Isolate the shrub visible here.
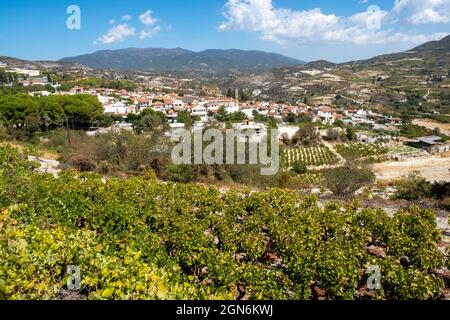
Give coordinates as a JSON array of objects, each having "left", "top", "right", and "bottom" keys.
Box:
[
  {"left": 324, "top": 128, "right": 340, "bottom": 141},
  {"left": 291, "top": 161, "right": 308, "bottom": 174},
  {"left": 440, "top": 198, "right": 450, "bottom": 211},
  {"left": 96, "top": 160, "right": 113, "bottom": 175},
  {"left": 163, "top": 164, "right": 198, "bottom": 183},
  {"left": 0, "top": 126, "right": 8, "bottom": 142},
  {"left": 69, "top": 156, "right": 97, "bottom": 172},
  {"left": 323, "top": 166, "right": 375, "bottom": 197},
  {"left": 393, "top": 174, "right": 450, "bottom": 201},
  {"left": 430, "top": 182, "right": 450, "bottom": 200},
  {"left": 292, "top": 123, "right": 319, "bottom": 146},
  {"left": 394, "top": 174, "right": 431, "bottom": 201}
]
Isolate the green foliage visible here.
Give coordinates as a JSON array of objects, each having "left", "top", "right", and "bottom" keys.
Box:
[
  {"left": 425, "top": 115, "right": 450, "bottom": 124},
  {"left": 291, "top": 123, "right": 320, "bottom": 146},
  {"left": 399, "top": 124, "right": 447, "bottom": 139},
  {"left": 215, "top": 106, "right": 247, "bottom": 123},
  {"left": 0, "top": 216, "right": 196, "bottom": 300},
  {"left": 0, "top": 146, "right": 447, "bottom": 300},
  {"left": 129, "top": 108, "right": 168, "bottom": 134},
  {"left": 0, "top": 94, "right": 103, "bottom": 131},
  {"left": 0, "top": 70, "right": 17, "bottom": 84},
  {"left": 238, "top": 89, "right": 252, "bottom": 102},
  {"left": 64, "top": 78, "right": 137, "bottom": 91},
  {"left": 393, "top": 173, "right": 450, "bottom": 201},
  {"left": 346, "top": 127, "right": 357, "bottom": 141},
  {"left": 176, "top": 110, "right": 193, "bottom": 128},
  {"left": 291, "top": 161, "right": 307, "bottom": 174},
  {"left": 323, "top": 166, "right": 375, "bottom": 197}
]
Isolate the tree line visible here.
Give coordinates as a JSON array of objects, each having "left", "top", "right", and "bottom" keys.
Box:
[{"left": 0, "top": 93, "right": 104, "bottom": 132}]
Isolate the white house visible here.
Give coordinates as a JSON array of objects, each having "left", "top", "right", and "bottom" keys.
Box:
[
  {"left": 225, "top": 104, "right": 239, "bottom": 114},
  {"left": 98, "top": 94, "right": 114, "bottom": 105},
  {"left": 191, "top": 105, "right": 208, "bottom": 122},
  {"left": 315, "top": 106, "right": 336, "bottom": 125},
  {"left": 240, "top": 108, "right": 255, "bottom": 119},
  {"left": 172, "top": 99, "right": 184, "bottom": 110},
  {"left": 104, "top": 102, "right": 128, "bottom": 116},
  {"left": 234, "top": 121, "right": 267, "bottom": 143}
]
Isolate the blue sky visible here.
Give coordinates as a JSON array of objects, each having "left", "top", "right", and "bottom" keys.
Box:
[{"left": 0, "top": 0, "right": 449, "bottom": 62}]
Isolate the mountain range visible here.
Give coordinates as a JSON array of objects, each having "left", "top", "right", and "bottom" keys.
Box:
[
  {"left": 58, "top": 34, "right": 450, "bottom": 74},
  {"left": 59, "top": 48, "right": 305, "bottom": 73},
  {"left": 1, "top": 34, "right": 449, "bottom": 86}
]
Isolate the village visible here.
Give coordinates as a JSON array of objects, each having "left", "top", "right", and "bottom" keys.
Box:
[{"left": 2, "top": 63, "right": 450, "bottom": 183}]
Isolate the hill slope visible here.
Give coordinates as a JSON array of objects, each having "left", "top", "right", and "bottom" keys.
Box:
[
  {"left": 353, "top": 34, "right": 450, "bottom": 65},
  {"left": 225, "top": 34, "right": 450, "bottom": 103}
]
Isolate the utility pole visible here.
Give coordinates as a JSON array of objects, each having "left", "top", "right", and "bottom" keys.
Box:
[
  {"left": 66, "top": 116, "right": 72, "bottom": 146},
  {"left": 44, "top": 116, "right": 49, "bottom": 132}
]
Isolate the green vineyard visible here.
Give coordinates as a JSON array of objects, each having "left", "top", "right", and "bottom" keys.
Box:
[
  {"left": 282, "top": 146, "right": 339, "bottom": 168},
  {"left": 0, "top": 146, "right": 448, "bottom": 300},
  {"left": 335, "top": 143, "right": 388, "bottom": 161}
]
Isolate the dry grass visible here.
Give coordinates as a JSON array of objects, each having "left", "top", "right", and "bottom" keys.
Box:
[
  {"left": 373, "top": 155, "right": 450, "bottom": 182},
  {"left": 412, "top": 119, "right": 450, "bottom": 136},
  {"left": 0, "top": 141, "right": 59, "bottom": 160}
]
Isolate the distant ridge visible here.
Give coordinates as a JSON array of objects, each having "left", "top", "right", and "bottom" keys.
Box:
[
  {"left": 303, "top": 60, "right": 337, "bottom": 69},
  {"left": 59, "top": 48, "right": 305, "bottom": 73},
  {"left": 412, "top": 34, "right": 450, "bottom": 53},
  {"left": 351, "top": 34, "right": 450, "bottom": 64}
]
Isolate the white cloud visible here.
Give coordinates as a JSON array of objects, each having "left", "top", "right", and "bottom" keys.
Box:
[
  {"left": 140, "top": 26, "right": 161, "bottom": 39},
  {"left": 393, "top": 0, "right": 450, "bottom": 24},
  {"left": 349, "top": 6, "right": 389, "bottom": 29},
  {"left": 219, "top": 0, "right": 448, "bottom": 46},
  {"left": 108, "top": 19, "right": 115, "bottom": 25},
  {"left": 95, "top": 24, "right": 136, "bottom": 44},
  {"left": 139, "top": 10, "right": 158, "bottom": 26},
  {"left": 218, "top": 0, "right": 339, "bottom": 42},
  {"left": 95, "top": 9, "right": 162, "bottom": 44},
  {"left": 122, "top": 14, "right": 132, "bottom": 21},
  {"left": 138, "top": 10, "right": 161, "bottom": 39}
]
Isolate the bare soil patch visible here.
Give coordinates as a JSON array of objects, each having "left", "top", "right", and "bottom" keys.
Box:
[{"left": 373, "top": 156, "right": 450, "bottom": 182}]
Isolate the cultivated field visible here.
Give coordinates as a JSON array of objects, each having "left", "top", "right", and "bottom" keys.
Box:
[
  {"left": 335, "top": 142, "right": 388, "bottom": 161},
  {"left": 282, "top": 145, "right": 339, "bottom": 168}
]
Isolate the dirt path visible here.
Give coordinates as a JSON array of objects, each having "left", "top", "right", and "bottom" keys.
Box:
[
  {"left": 373, "top": 155, "right": 450, "bottom": 182},
  {"left": 315, "top": 141, "right": 346, "bottom": 170},
  {"left": 29, "top": 156, "right": 61, "bottom": 176}
]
